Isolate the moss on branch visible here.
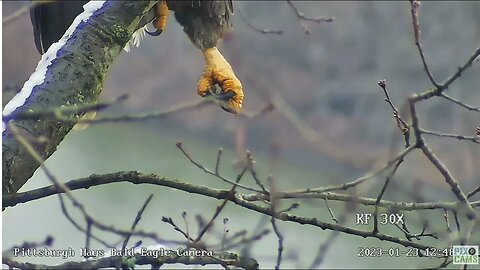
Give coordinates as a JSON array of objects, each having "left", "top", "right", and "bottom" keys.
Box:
[{"left": 2, "top": 1, "right": 157, "bottom": 194}]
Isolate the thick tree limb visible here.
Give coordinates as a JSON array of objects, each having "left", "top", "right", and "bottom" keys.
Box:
[
  {"left": 3, "top": 251, "right": 259, "bottom": 270},
  {"left": 2, "top": 171, "right": 436, "bottom": 250},
  {"left": 2, "top": 1, "right": 156, "bottom": 194}
]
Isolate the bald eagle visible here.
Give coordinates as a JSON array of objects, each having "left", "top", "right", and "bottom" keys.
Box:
[{"left": 30, "top": 0, "right": 244, "bottom": 114}]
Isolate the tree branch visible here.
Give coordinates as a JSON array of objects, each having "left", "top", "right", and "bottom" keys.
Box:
[
  {"left": 2, "top": 1, "right": 157, "bottom": 194},
  {"left": 2, "top": 251, "right": 259, "bottom": 270},
  {"left": 2, "top": 171, "right": 434, "bottom": 250}
]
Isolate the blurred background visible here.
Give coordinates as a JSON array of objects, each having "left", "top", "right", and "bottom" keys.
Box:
[{"left": 3, "top": 1, "right": 480, "bottom": 269}]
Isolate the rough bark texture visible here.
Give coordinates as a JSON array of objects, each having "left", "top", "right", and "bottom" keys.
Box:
[{"left": 2, "top": 1, "right": 157, "bottom": 195}]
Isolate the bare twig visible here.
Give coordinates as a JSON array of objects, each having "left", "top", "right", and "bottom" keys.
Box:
[
  {"left": 237, "top": 8, "right": 283, "bottom": 35},
  {"left": 5, "top": 236, "right": 54, "bottom": 256},
  {"left": 215, "top": 148, "right": 223, "bottom": 175},
  {"left": 237, "top": 102, "right": 275, "bottom": 119},
  {"left": 440, "top": 93, "right": 480, "bottom": 113},
  {"left": 3, "top": 94, "right": 128, "bottom": 123},
  {"left": 378, "top": 80, "right": 410, "bottom": 147},
  {"left": 2, "top": 252, "right": 259, "bottom": 270},
  {"left": 324, "top": 193, "right": 338, "bottom": 223},
  {"left": 57, "top": 193, "right": 113, "bottom": 249},
  {"left": 6, "top": 173, "right": 479, "bottom": 212},
  {"left": 467, "top": 186, "right": 480, "bottom": 199},
  {"left": 162, "top": 216, "right": 195, "bottom": 242},
  {"left": 220, "top": 229, "right": 270, "bottom": 251},
  {"left": 309, "top": 215, "right": 346, "bottom": 268},
  {"left": 279, "top": 203, "right": 300, "bottom": 213},
  {"left": 420, "top": 143, "right": 476, "bottom": 220},
  {"left": 421, "top": 129, "right": 480, "bottom": 144},
  {"left": 372, "top": 159, "right": 404, "bottom": 234},
  {"left": 243, "top": 144, "right": 416, "bottom": 200},
  {"left": 122, "top": 194, "right": 154, "bottom": 250},
  {"left": 443, "top": 210, "right": 452, "bottom": 233},
  {"left": 409, "top": 0, "right": 439, "bottom": 87},
  {"left": 453, "top": 210, "right": 461, "bottom": 233},
  {"left": 84, "top": 219, "right": 93, "bottom": 258},
  {"left": 395, "top": 222, "right": 437, "bottom": 241},
  {"left": 286, "top": 0, "right": 334, "bottom": 35},
  {"left": 8, "top": 123, "right": 183, "bottom": 246},
  {"left": 2, "top": 171, "right": 436, "bottom": 250},
  {"left": 439, "top": 47, "right": 480, "bottom": 90},
  {"left": 246, "top": 152, "right": 269, "bottom": 194},
  {"left": 193, "top": 158, "right": 249, "bottom": 244},
  {"left": 267, "top": 175, "right": 284, "bottom": 270},
  {"left": 176, "top": 141, "right": 263, "bottom": 193}
]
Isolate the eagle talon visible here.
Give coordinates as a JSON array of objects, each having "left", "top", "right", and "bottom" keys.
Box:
[
  {"left": 207, "top": 87, "right": 236, "bottom": 101},
  {"left": 146, "top": 1, "right": 168, "bottom": 36},
  {"left": 146, "top": 29, "right": 163, "bottom": 36},
  {"left": 145, "top": 20, "right": 163, "bottom": 36},
  {"left": 197, "top": 47, "right": 244, "bottom": 114}
]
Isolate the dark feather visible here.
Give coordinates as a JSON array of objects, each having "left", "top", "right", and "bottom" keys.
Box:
[
  {"left": 167, "top": 0, "right": 234, "bottom": 50},
  {"left": 30, "top": 0, "right": 88, "bottom": 54},
  {"left": 30, "top": 0, "right": 234, "bottom": 54}
]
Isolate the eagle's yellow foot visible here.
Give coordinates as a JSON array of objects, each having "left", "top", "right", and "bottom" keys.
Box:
[
  {"left": 197, "top": 47, "right": 244, "bottom": 114},
  {"left": 146, "top": 0, "right": 169, "bottom": 36}
]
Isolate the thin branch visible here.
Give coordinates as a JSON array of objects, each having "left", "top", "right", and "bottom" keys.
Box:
[
  {"left": 162, "top": 216, "right": 195, "bottom": 242},
  {"left": 267, "top": 175, "right": 284, "bottom": 270},
  {"left": 324, "top": 193, "right": 338, "bottom": 223},
  {"left": 2, "top": 252, "right": 259, "bottom": 270},
  {"left": 440, "top": 46, "right": 480, "bottom": 90},
  {"left": 309, "top": 215, "right": 346, "bottom": 268},
  {"left": 83, "top": 220, "right": 94, "bottom": 260},
  {"left": 286, "top": 0, "right": 334, "bottom": 35},
  {"left": 3, "top": 94, "right": 128, "bottom": 123},
  {"left": 378, "top": 80, "right": 410, "bottom": 147},
  {"left": 409, "top": 0, "right": 439, "bottom": 88},
  {"left": 453, "top": 210, "right": 461, "bottom": 232},
  {"left": 243, "top": 143, "right": 416, "bottom": 200},
  {"left": 57, "top": 193, "right": 113, "bottom": 249},
  {"left": 8, "top": 123, "right": 181, "bottom": 246},
  {"left": 5, "top": 236, "right": 54, "bottom": 256},
  {"left": 237, "top": 8, "right": 283, "bottom": 35},
  {"left": 246, "top": 151, "right": 269, "bottom": 194},
  {"left": 1, "top": 171, "right": 436, "bottom": 250},
  {"left": 122, "top": 194, "right": 154, "bottom": 250},
  {"left": 420, "top": 143, "right": 477, "bottom": 220},
  {"left": 176, "top": 141, "right": 263, "bottom": 193},
  {"left": 395, "top": 222, "right": 437, "bottom": 241},
  {"left": 421, "top": 129, "right": 480, "bottom": 144},
  {"left": 372, "top": 159, "right": 404, "bottom": 234},
  {"left": 193, "top": 161, "right": 248, "bottom": 244},
  {"left": 440, "top": 93, "right": 480, "bottom": 113},
  {"left": 2, "top": 1, "right": 158, "bottom": 194},
  {"left": 219, "top": 229, "right": 270, "bottom": 251},
  {"left": 6, "top": 174, "right": 480, "bottom": 212},
  {"left": 467, "top": 186, "right": 480, "bottom": 199},
  {"left": 411, "top": 47, "right": 480, "bottom": 101},
  {"left": 215, "top": 148, "right": 223, "bottom": 175},
  {"left": 237, "top": 102, "right": 275, "bottom": 119}
]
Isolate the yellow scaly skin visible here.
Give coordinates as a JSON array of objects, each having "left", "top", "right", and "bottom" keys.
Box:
[{"left": 197, "top": 47, "right": 244, "bottom": 114}]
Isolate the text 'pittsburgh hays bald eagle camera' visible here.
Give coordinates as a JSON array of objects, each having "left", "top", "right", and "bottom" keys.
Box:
[{"left": 30, "top": 0, "right": 244, "bottom": 114}]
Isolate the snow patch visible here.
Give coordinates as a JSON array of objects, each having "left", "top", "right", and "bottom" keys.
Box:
[{"left": 2, "top": 0, "right": 109, "bottom": 132}]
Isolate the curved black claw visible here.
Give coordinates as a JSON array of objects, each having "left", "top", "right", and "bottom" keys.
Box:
[
  {"left": 145, "top": 20, "right": 163, "bottom": 36},
  {"left": 146, "top": 29, "right": 163, "bottom": 36},
  {"left": 220, "top": 105, "right": 236, "bottom": 114},
  {"left": 207, "top": 87, "right": 236, "bottom": 101}
]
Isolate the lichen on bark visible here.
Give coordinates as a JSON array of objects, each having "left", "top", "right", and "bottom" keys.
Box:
[{"left": 2, "top": 1, "right": 157, "bottom": 195}]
